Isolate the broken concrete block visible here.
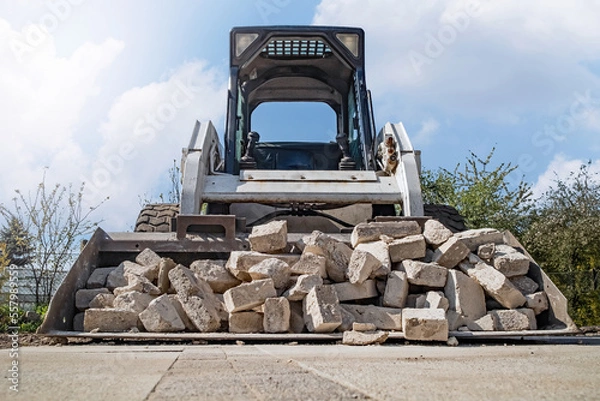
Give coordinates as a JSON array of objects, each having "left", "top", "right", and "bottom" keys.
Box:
[
  {"left": 289, "top": 252, "right": 327, "bottom": 278},
  {"left": 226, "top": 251, "right": 300, "bottom": 282},
  {"left": 303, "top": 285, "right": 342, "bottom": 333},
  {"left": 332, "top": 280, "right": 378, "bottom": 302},
  {"left": 248, "top": 258, "right": 291, "bottom": 289},
  {"left": 106, "top": 264, "right": 127, "bottom": 291},
  {"left": 288, "top": 301, "right": 306, "bottom": 333},
  {"left": 493, "top": 245, "right": 531, "bottom": 277},
  {"left": 223, "top": 279, "right": 277, "bottom": 313},
  {"left": 248, "top": 220, "right": 288, "bottom": 253},
  {"left": 122, "top": 260, "right": 158, "bottom": 282},
  {"left": 347, "top": 248, "right": 382, "bottom": 284},
  {"left": 83, "top": 309, "right": 139, "bottom": 332},
  {"left": 444, "top": 269, "right": 486, "bottom": 322},
  {"left": 388, "top": 234, "right": 427, "bottom": 263},
  {"left": 402, "top": 308, "right": 448, "bottom": 342},
  {"left": 383, "top": 271, "right": 409, "bottom": 308},
  {"left": 526, "top": 291, "right": 549, "bottom": 315},
  {"left": 355, "top": 241, "right": 391, "bottom": 278},
  {"left": 351, "top": 221, "right": 421, "bottom": 247},
  {"left": 477, "top": 243, "right": 496, "bottom": 261},
  {"left": 405, "top": 294, "right": 421, "bottom": 308},
  {"left": 167, "top": 294, "right": 196, "bottom": 331},
  {"left": 190, "top": 259, "right": 240, "bottom": 293},
  {"left": 432, "top": 237, "right": 470, "bottom": 268},
  {"left": 88, "top": 293, "right": 115, "bottom": 309},
  {"left": 446, "top": 310, "right": 465, "bottom": 331},
  {"left": 422, "top": 219, "right": 453, "bottom": 247},
  {"left": 342, "top": 330, "right": 389, "bottom": 345},
  {"left": 168, "top": 264, "right": 213, "bottom": 298},
  {"left": 510, "top": 275, "right": 540, "bottom": 295},
  {"left": 454, "top": 228, "right": 504, "bottom": 251},
  {"left": 86, "top": 267, "right": 116, "bottom": 289},
  {"left": 75, "top": 288, "right": 111, "bottom": 310},
  {"left": 285, "top": 274, "right": 323, "bottom": 301},
  {"left": 139, "top": 294, "right": 186, "bottom": 332},
  {"left": 337, "top": 306, "right": 357, "bottom": 332},
  {"left": 416, "top": 291, "right": 449, "bottom": 312},
  {"left": 263, "top": 297, "right": 290, "bottom": 333},
  {"left": 467, "top": 313, "right": 496, "bottom": 331},
  {"left": 341, "top": 304, "right": 403, "bottom": 330},
  {"left": 492, "top": 308, "right": 537, "bottom": 331},
  {"left": 401, "top": 260, "right": 448, "bottom": 288},
  {"left": 113, "top": 273, "right": 161, "bottom": 296},
  {"left": 135, "top": 248, "right": 162, "bottom": 268},
  {"left": 113, "top": 291, "right": 156, "bottom": 314},
  {"left": 229, "top": 311, "right": 264, "bottom": 333},
  {"left": 156, "top": 258, "right": 177, "bottom": 294},
  {"left": 352, "top": 322, "right": 377, "bottom": 331},
  {"left": 458, "top": 255, "right": 526, "bottom": 309},
  {"left": 302, "top": 231, "right": 352, "bottom": 282}
]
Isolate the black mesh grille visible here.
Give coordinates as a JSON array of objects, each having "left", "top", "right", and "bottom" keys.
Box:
[{"left": 261, "top": 39, "right": 332, "bottom": 58}]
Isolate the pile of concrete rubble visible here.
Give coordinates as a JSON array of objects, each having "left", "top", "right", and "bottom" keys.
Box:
[{"left": 75, "top": 219, "right": 549, "bottom": 345}]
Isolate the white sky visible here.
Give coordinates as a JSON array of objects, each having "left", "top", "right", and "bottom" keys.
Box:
[{"left": 1, "top": 0, "right": 599, "bottom": 231}]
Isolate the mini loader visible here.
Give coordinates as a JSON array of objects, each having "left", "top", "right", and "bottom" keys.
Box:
[{"left": 39, "top": 26, "right": 577, "bottom": 340}]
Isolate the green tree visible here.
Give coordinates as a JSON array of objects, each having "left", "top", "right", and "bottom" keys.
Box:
[
  {"left": 522, "top": 163, "right": 600, "bottom": 326},
  {"left": 421, "top": 148, "right": 533, "bottom": 235}
]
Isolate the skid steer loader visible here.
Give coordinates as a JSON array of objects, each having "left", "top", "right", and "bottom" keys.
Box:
[{"left": 39, "top": 26, "right": 577, "bottom": 340}]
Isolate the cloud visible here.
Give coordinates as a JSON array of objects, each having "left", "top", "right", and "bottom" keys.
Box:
[
  {"left": 411, "top": 118, "right": 440, "bottom": 147},
  {"left": 531, "top": 154, "right": 600, "bottom": 198}
]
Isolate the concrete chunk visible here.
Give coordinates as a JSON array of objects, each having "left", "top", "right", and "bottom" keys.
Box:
[
  {"left": 402, "top": 308, "right": 448, "bottom": 342},
  {"left": 83, "top": 309, "right": 139, "bottom": 332},
  {"left": 167, "top": 294, "right": 196, "bottom": 331},
  {"left": 135, "top": 248, "right": 162, "bottom": 267},
  {"left": 122, "top": 260, "right": 158, "bottom": 282},
  {"left": 223, "top": 279, "right": 277, "bottom": 313},
  {"left": 156, "top": 258, "right": 177, "bottom": 294},
  {"left": 351, "top": 221, "right": 421, "bottom": 247},
  {"left": 347, "top": 248, "right": 382, "bottom": 284},
  {"left": 139, "top": 294, "right": 186, "bottom": 332},
  {"left": 467, "top": 313, "right": 496, "bottom": 331},
  {"left": 168, "top": 264, "right": 213, "bottom": 298},
  {"left": 492, "top": 308, "right": 537, "bottom": 330},
  {"left": 454, "top": 228, "right": 504, "bottom": 251},
  {"left": 332, "top": 280, "right": 378, "bottom": 302},
  {"left": 289, "top": 252, "right": 327, "bottom": 278},
  {"left": 248, "top": 258, "right": 291, "bottom": 289},
  {"left": 493, "top": 245, "right": 531, "bottom": 277},
  {"left": 342, "top": 330, "right": 389, "bottom": 346},
  {"left": 477, "top": 243, "right": 496, "bottom": 261},
  {"left": 423, "top": 220, "right": 453, "bottom": 247},
  {"left": 416, "top": 291, "right": 449, "bottom": 312},
  {"left": 263, "top": 297, "right": 290, "bottom": 333},
  {"left": 355, "top": 241, "right": 391, "bottom": 278},
  {"left": 285, "top": 274, "right": 323, "bottom": 301},
  {"left": 248, "top": 220, "right": 288, "bottom": 253},
  {"left": 113, "top": 273, "right": 161, "bottom": 296},
  {"left": 228, "top": 311, "right": 264, "bottom": 333},
  {"left": 226, "top": 251, "right": 300, "bottom": 282},
  {"left": 401, "top": 260, "right": 448, "bottom": 288},
  {"left": 341, "top": 304, "right": 403, "bottom": 330},
  {"left": 303, "top": 285, "right": 342, "bottom": 333},
  {"left": 86, "top": 267, "right": 116, "bottom": 289},
  {"left": 526, "top": 291, "right": 549, "bottom": 315},
  {"left": 75, "top": 288, "right": 111, "bottom": 310},
  {"left": 388, "top": 234, "right": 427, "bottom": 263},
  {"left": 88, "top": 293, "right": 115, "bottom": 309},
  {"left": 352, "top": 322, "right": 377, "bottom": 331},
  {"left": 113, "top": 291, "right": 156, "bottom": 314},
  {"left": 190, "top": 259, "right": 241, "bottom": 293},
  {"left": 510, "top": 275, "right": 540, "bottom": 295},
  {"left": 432, "top": 237, "right": 470, "bottom": 268},
  {"left": 444, "top": 269, "right": 486, "bottom": 322},
  {"left": 106, "top": 264, "right": 127, "bottom": 291},
  {"left": 458, "top": 255, "right": 526, "bottom": 309},
  {"left": 383, "top": 271, "right": 409, "bottom": 308},
  {"left": 302, "top": 231, "right": 352, "bottom": 282}
]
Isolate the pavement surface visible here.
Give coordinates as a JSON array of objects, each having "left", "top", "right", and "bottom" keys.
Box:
[{"left": 1, "top": 342, "right": 599, "bottom": 400}]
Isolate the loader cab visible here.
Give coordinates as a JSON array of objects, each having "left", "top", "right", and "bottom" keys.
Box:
[{"left": 224, "top": 26, "right": 376, "bottom": 174}]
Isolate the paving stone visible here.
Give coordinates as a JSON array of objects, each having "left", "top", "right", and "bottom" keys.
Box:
[
  {"left": 122, "top": 260, "right": 159, "bottom": 282},
  {"left": 189, "top": 259, "right": 241, "bottom": 294},
  {"left": 223, "top": 279, "right": 277, "bottom": 313},
  {"left": 156, "top": 258, "right": 177, "bottom": 294},
  {"left": 383, "top": 271, "right": 409, "bottom": 308},
  {"left": 432, "top": 237, "right": 470, "bottom": 268},
  {"left": 458, "top": 254, "right": 526, "bottom": 309},
  {"left": 226, "top": 251, "right": 300, "bottom": 282},
  {"left": 113, "top": 291, "right": 156, "bottom": 314},
  {"left": 106, "top": 264, "right": 128, "bottom": 291},
  {"left": 347, "top": 248, "right": 382, "bottom": 284},
  {"left": 493, "top": 245, "right": 531, "bottom": 277},
  {"left": 341, "top": 304, "right": 403, "bottom": 330},
  {"left": 400, "top": 260, "right": 448, "bottom": 287},
  {"left": 332, "top": 280, "right": 378, "bottom": 302},
  {"left": 285, "top": 274, "right": 323, "bottom": 301},
  {"left": 352, "top": 322, "right": 377, "bottom": 331},
  {"left": 248, "top": 258, "right": 291, "bottom": 289},
  {"left": 248, "top": 220, "right": 288, "bottom": 253},
  {"left": 477, "top": 243, "right": 496, "bottom": 261},
  {"left": 88, "top": 293, "right": 115, "bottom": 309},
  {"left": 422, "top": 220, "right": 453, "bottom": 247},
  {"left": 75, "top": 288, "right": 111, "bottom": 310},
  {"left": 355, "top": 241, "right": 391, "bottom": 278},
  {"left": 302, "top": 231, "right": 352, "bottom": 282},
  {"left": 492, "top": 308, "right": 537, "bottom": 330},
  {"left": 83, "top": 309, "right": 139, "bottom": 332},
  {"left": 139, "top": 294, "right": 186, "bottom": 332},
  {"left": 167, "top": 294, "right": 196, "bottom": 331},
  {"left": 86, "top": 267, "right": 116, "bottom": 289},
  {"left": 526, "top": 291, "right": 549, "bottom": 315},
  {"left": 467, "top": 313, "right": 496, "bottom": 331},
  {"left": 303, "top": 285, "right": 342, "bottom": 333},
  {"left": 510, "top": 275, "right": 540, "bottom": 295},
  {"left": 350, "top": 221, "right": 421, "bottom": 247},
  {"left": 263, "top": 297, "right": 290, "bottom": 333},
  {"left": 135, "top": 248, "right": 162, "bottom": 268},
  {"left": 444, "top": 269, "right": 486, "bottom": 322},
  {"left": 454, "top": 228, "right": 504, "bottom": 251},
  {"left": 388, "top": 234, "right": 427, "bottom": 262},
  {"left": 228, "top": 311, "right": 264, "bottom": 333},
  {"left": 342, "top": 330, "right": 389, "bottom": 345},
  {"left": 113, "top": 273, "right": 161, "bottom": 296},
  {"left": 402, "top": 308, "right": 449, "bottom": 341},
  {"left": 289, "top": 252, "right": 327, "bottom": 278}
]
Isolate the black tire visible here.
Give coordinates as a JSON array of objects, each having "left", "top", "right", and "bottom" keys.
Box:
[
  {"left": 134, "top": 204, "right": 180, "bottom": 232},
  {"left": 424, "top": 204, "right": 467, "bottom": 233}
]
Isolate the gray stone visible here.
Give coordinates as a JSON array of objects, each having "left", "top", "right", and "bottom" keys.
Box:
[
  {"left": 113, "top": 291, "right": 156, "bottom": 314},
  {"left": 263, "top": 297, "right": 290, "bottom": 333},
  {"left": 228, "top": 311, "right": 264, "bottom": 333},
  {"left": 106, "top": 264, "right": 127, "bottom": 291},
  {"left": 156, "top": 258, "right": 177, "bottom": 294},
  {"left": 332, "top": 280, "right": 378, "bottom": 302},
  {"left": 355, "top": 241, "right": 391, "bottom": 278},
  {"left": 168, "top": 264, "right": 213, "bottom": 298},
  {"left": 454, "top": 228, "right": 504, "bottom": 251},
  {"left": 510, "top": 275, "right": 540, "bottom": 295},
  {"left": 341, "top": 304, "right": 403, "bottom": 330},
  {"left": 402, "top": 308, "right": 448, "bottom": 342},
  {"left": 467, "top": 313, "right": 496, "bottom": 331},
  {"left": 226, "top": 251, "right": 300, "bottom": 282},
  {"left": 405, "top": 294, "right": 421, "bottom": 308},
  {"left": 416, "top": 291, "right": 449, "bottom": 312},
  {"left": 167, "top": 294, "right": 196, "bottom": 331},
  {"left": 288, "top": 301, "right": 306, "bottom": 333},
  {"left": 422, "top": 219, "right": 453, "bottom": 247},
  {"left": 135, "top": 248, "right": 162, "bottom": 268},
  {"left": 347, "top": 248, "right": 382, "bottom": 284},
  {"left": 248, "top": 258, "right": 291, "bottom": 289},
  {"left": 83, "top": 309, "right": 139, "bottom": 332},
  {"left": 88, "top": 293, "right": 115, "bottom": 309},
  {"left": 223, "top": 279, "right": 277, "bottom": 313},
  {"left": 444, "top": 269, "right": 486, "bottom": 322},
  {"left": 383, "top": 271, "right": 409, "bottom": 308},
  {"left": 526, "top": 291, "right": 549, "bottom": 315},
  {"left": 113, "top": 273, "right": 161, "bottom": 296},
  {"left": 337, "top": 306, "right": 357, "bottom": 332},
  {"left": 75, "top": 288, "right": 111, "bottom": 310},
  {"left": 458, "top": 254, "right": 526, "bottom": 309},
  {"left": 432, "top": 237, "right": 470, "bottom": 268},
  {"left": 139, "top": 294, "right": 186, "bottom": 332},
  {"left": 122, "top": 260, "right": 159, "bottom": 282},
  {"left": 477, "top": 243, "right": 496, "bottom": 261},
  {"left": 303, "top": 285, "right": 342, "bottom": 333},
  {"left": 446, "top": 310, "right": 465, "bottom": 331},
  {"left": 350, "top": 221, "right": 421, "bottom": 247},
  {"left": 190, "top": 259, "right": 240, "bottom": 293},
  {"left": 302, "top": 231, "right": 352, "bottom": 282},
  {"left": 73, "top": 312, "right": 85, "bottom": 331},
  {"left": 285, "top": 274, "right": 323, "bottom": 301},
  {"left": 388, "top": 234, "right": 427, "bottom": 263},
  {"left": 86, "top": 267, "right": 116, "bottom": 289},
  {"left": 401, "top": 260, "right": 448, "bottom": 288},
  {"left": 352, "top": 322, "right": 377, "bottom": 331},
  {"left": 248, "top": 220, "right": 288, "bottom": 253},
  {"left": 493, "top": 245, "right": 531, "bottom": 277},
  {"left": 342, "top": 330, "right": 389, "bottom": 346},
  {"left": 289, "top": 252, "right": 327, "bottom": 278},
  {"left": 492, "top": 308, "right": 537, "bottom": 331}
]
